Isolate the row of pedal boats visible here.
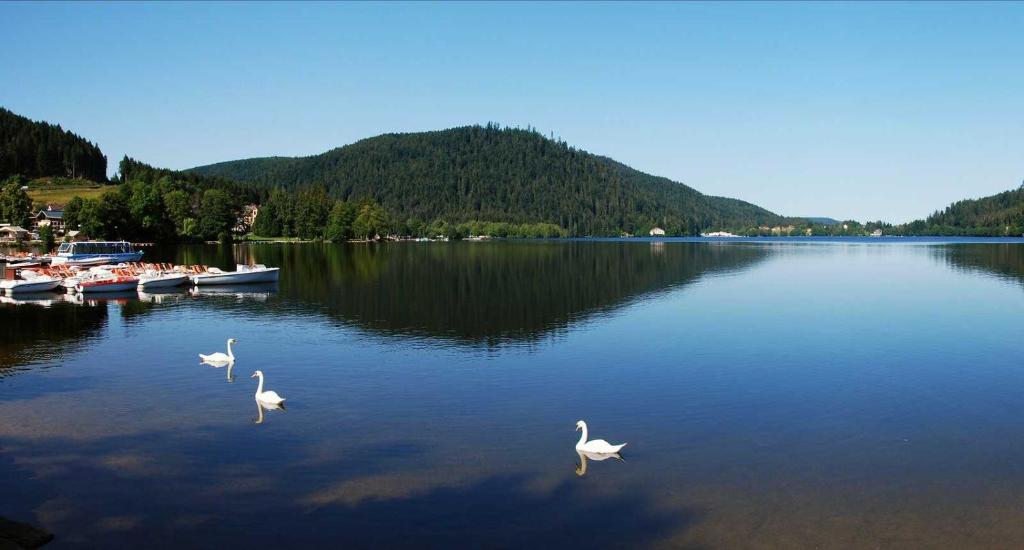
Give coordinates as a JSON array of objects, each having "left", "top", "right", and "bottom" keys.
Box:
[{"left": 0, "top": 262, "right": 280, "bottom": 294}]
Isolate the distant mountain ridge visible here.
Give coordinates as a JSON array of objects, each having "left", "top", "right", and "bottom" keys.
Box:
[
  {"left": 190, "top": 124, "right": 784, "bottom": 236},
  {"left": 804, "top": 217, "right": 840, "bottom": 226}
]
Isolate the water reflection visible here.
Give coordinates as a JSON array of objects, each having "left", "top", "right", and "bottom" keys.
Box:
[
  {"left": 137, "top": 289, "right": 189, "bottom": 304},
  {"left": 189, "top": 284, "right": 278, "bottom": 301},
  {"left": 152, "top": 242, "right": 770, "bottom": 346},
  {"left": 0, "top": 292, "right": 64, "bottom": 307},
  {"left": 253, "top": 399, "right": 284, "bottom": 425},
  {"left": 0, "top": 300, "right": 107, "bottom": 373},
  {"left": 575, "top": 450, "right": 623, "bottom": 477},
  {"left": 932, "top": 243, "right": 1024, "bottom": 287}
]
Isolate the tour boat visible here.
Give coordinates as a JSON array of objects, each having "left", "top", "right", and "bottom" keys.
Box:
[
  {"left": 138, "top": 270, "right": 190, "bottom": 290},
  {"left": 52, "top": 241, "right": 143, "bottom": 266},
  {"left": 76, "top": 275, "right": 139, "bottom": 293},
  {"left": 192, "top": 264, "right": 280, "bottom": 286}
]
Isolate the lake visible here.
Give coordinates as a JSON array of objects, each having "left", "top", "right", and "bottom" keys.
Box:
[{"left": 3, "top": 238, "right": 1024, "bottom": 547}]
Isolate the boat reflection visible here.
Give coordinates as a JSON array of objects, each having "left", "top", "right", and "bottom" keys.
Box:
[
  {"left": 575, "top": 450, "right": 623, "bottom": 478},
  {"left": 137, "top": 289, "right": 189, "bottom": 304},
  {"left": 64, "top": 290, "right": 139, "bottom": 306},
  {"left": 0, "top": 291, "right": 64, "bottom": 307},
  {"left": 189, "top": 283, "right": 279, "bottom": 301}
]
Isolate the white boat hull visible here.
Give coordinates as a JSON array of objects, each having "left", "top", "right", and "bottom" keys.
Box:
[
  {"left": 192, "top": 268, "right": 280, "bottom": 286},
  {"left": 0, "top": 278, "right": 62, "bottom": 294},
  {"left": 77, "top": 281, "right": 139, "bottom": 293},
  {"left": 138, "top": 273, "right": 190, "bottom": 290}
]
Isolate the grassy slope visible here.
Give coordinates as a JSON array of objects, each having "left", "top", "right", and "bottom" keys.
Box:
[{"left": 25, "top": 177, "right": 115, "bottom": 205}]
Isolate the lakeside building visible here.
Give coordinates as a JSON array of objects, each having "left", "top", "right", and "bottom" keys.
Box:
[
  {"left": 649, "top": 227, "right": 666, "bottom": 236},
  {"left": 0, "top": 226, "right": 30, "bottom": 243},
  {"left": 33, "top": 206, "right": 65, "bottom": 234},
  {"left": 235, "top": 204, "right": 259, "bottom": 233}
]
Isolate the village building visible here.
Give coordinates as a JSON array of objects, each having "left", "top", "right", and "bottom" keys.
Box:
[
  {"left": 33, "top": 206, "right": 65, "bottom": 234},
  {"left": 0, "top": 226, "right": 31, "bottom": 243},
  {"left": 235, "top": 204, "right": 259, "bottom": 233},
  {"left": 649, "top": 227, "right": 666, "bottom": 236}
]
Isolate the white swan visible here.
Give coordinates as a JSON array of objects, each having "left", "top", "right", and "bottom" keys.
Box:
[
  {"left": 575, "top": 420, "right": 627, "bottom": 454},
  {"left": 199, "top": 338, "right": 236, "bottom": 364},
  {"left": 251, "top": 370, "right": 286, "bottom": 405}
]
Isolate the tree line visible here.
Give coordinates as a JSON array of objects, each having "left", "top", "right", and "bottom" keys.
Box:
[
  {"left": 891, "top": 182, "right": 1024, "bottom": 237},
  {"left": 0, "top": 107, "right": 107, "bottom": 182},
  {"left": 252, "top": 185, "right": 567, "bottom": 240}
]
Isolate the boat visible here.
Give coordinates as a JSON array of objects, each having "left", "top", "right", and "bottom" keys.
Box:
[
  {"left": 51, "top": 241, "right": 143, "bottom": 266},
  {"left": 138, "top": 270, "right": 190, "bottom": 290},
  {"left": 76, "top": 275, "right": 139, "bottom": 293},
  {"left": 0, "top": 274, "right": 62, "bottom": 294},
  {"left": 192, "top": 264, "right": 280, "bottom": 286}
]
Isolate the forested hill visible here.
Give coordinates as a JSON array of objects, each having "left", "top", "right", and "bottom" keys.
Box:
[
  {"left": 899, "top": 183, "right": 1024, "bottom": 236},
  {"left": 0, "top": 107, "right": 107, "bottom": 181},
  {"left": 191, "top": 125, "right": 782, "bottom": 235}
]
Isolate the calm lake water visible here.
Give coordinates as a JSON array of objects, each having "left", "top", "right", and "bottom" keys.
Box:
[{"left": 3, "top": 238, "right": 1024, "bottom": 547}]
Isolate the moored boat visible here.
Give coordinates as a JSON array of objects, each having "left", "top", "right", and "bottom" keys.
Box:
[
  {"left": 138, "top": 271, "right": 190, "bottom": 290},
  {"left": 52, "top": 241, "right": 143, "bottom": 266},
  {"left": 0, "top": 275, "right": 62, "bottom": 294},
  {"left": 76, "top": 275, "right": 139, "bottom": 293},
  {"left": 192, "top": 264, "right": 280, "bottom": 286}
]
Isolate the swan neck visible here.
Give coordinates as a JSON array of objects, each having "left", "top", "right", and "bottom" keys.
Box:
[
  {"left": 255, "top": 373, "right": 264, "bottom": 396},
  {"left": 576, "top": 424, "right": 588, "bottom": 448},
  {"left": 227, "top": 340, "right": 234, "bottom": 360}
]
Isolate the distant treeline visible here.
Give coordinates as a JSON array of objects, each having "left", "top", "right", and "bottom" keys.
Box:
[
  {"left": 895, "top": 184, "right": 1024, "bottom": 236},
  {"left": 0, "top": 107, "right": 107, "bottom": 182},
  {"left": 253, "top": 185, "right": 567, "bottom": 240},
  {"left": 191, "top": 124, "right": 783, "bottom": 236}
]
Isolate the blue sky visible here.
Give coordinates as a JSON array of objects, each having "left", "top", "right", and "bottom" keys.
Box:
[{"left": 2, "top": 2, "right": 1021, "bottom": 222}]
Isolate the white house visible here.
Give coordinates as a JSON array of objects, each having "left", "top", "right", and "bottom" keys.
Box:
[
  {"left": 0, "top": 226, "right": 30, "bottom": 243},
  {"left": 649, "top": 227, "right": 666, "bottom": 236}
]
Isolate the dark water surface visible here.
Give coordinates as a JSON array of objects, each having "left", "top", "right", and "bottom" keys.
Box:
[{"left": 3, "top": 239, "right": 1024, "bottom": 547}]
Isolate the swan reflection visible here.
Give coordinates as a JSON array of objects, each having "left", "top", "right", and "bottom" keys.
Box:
[
  {"left": 254, "top": 399, "right": 285, "bottom": 425},
  {"left": 575, "top": 450, "right": 623, "bottom": 477}
]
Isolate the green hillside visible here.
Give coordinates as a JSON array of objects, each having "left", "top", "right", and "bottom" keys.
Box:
[
  {"left": 191, "top": 124, "right": 783, "bottom": 236},
  {"left": 900, "top": 183, "right": 1024, "bottom": 236},
  {"left": 0, "top": 107, "right": 107, "bottom": 182}
]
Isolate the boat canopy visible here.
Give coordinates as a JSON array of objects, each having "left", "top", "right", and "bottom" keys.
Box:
[{"left": 58, "top": 241, "right": 134, "bottom": 255}]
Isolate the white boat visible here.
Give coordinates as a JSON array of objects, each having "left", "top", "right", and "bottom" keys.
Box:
[
  {"left": 192, "top": 264, "right": 280, "bottom": 286},
  {"left": 0, "top": 275, "right": 62, "bottom": 294},
  {"left": 138, "top": 271, "right": 190, "bottom": 290},
  {"left": 76, "top": 275, "right": 139, "bottom": 293}
]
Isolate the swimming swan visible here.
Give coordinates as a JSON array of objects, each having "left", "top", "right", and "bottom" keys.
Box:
[
  {"left": 575, "top": 420, "right": 627, "bottom": 454},
  {"left": 251, "top": 370, "right": 286, "bottom": 406},
  {"left": 200, "top": 338, "right": 236, "bottom": 364}
]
